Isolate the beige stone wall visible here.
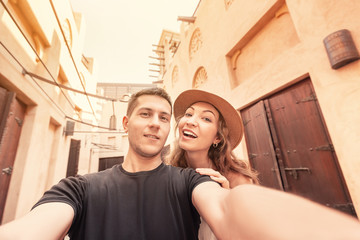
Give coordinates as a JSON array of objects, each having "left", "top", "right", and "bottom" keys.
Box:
[
  {"left": 160, "top": 0, "right": 360, "bottom": 215},
  {"left": 0, "top": 0, "right": 99, "bottom": 222}
]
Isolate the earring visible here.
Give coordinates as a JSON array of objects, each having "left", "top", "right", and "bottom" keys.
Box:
[{"left": 212, "top": 142, "right": 218, "bottom": 148}]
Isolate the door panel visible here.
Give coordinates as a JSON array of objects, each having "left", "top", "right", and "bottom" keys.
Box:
[
  {"left": 66, "top": 139, "right": 81, "bottom": 177},
  {"left": 242, "top": 101, "right": 283, "bottom": 190},
  {"left": 241, "top": 78, "right": 356, "bottom": 216},
  {"left": 0, "top": 88, "right": 26, "bottom": 223},
  {"left": 266, "top": 80, "right": 354, "bottom": 215}
]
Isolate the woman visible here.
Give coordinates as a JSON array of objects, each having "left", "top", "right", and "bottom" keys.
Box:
[
  {"left": 168, "top": 89, "right": 258, "bottom": 186},
  {"left": 167, "top": 89, "right": 258, "bottom": 239}
]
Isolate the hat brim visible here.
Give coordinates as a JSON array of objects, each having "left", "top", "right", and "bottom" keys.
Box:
[{"left": 173, "top": 89, "right": 243, "bottom": 149}]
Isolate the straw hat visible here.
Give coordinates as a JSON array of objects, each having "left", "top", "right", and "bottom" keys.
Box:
[{"left": 173, "top": 89, "right": 243, "bottom": 149}]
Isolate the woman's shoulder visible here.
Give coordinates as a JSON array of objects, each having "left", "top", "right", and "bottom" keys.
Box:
[{"left": 226, "top": 171, "right": 253, "bottom": 188}]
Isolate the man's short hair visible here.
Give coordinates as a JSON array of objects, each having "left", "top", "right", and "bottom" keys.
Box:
[{"left": 126, "top": 87, "right": 172, "bottom": 117}]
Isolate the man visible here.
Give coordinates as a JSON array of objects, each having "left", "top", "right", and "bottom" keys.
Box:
[{"left": 0, "top": 88, "right": 359, "bottom": 240}]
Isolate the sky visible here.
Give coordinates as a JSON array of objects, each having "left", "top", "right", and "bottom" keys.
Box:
[{"left": 70, "top": 0, "right": 199, "bottom": 84}]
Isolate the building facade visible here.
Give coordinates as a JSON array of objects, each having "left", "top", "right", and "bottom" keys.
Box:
[
  {"left": 0, "top": 0, "right": 101, "bottom": 223},
  {"left": 157, "top": 0, "right": 360, "bottom": 217}
]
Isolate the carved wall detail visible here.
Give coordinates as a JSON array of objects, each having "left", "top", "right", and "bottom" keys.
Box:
[
  {"left": 171, "top": 66, "right": 179, "bottom": 87},
  {"left": 62, "top": 19, "right": 72, "bottom": 48},
  {"left": 192, "top": 67, "right": 208, "bottom": 88},
  {"left": 224, "top": 0, "right": 234, "bottom": 9},
  {"left": 189, "top": 28, "right": 203, "bottom": 60}
]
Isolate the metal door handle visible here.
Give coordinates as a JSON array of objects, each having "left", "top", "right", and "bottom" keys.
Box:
[{"left": 284, "top": 167, "right": 311, "bottom": 180}]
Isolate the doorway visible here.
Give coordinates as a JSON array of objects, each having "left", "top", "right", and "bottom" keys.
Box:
[
  {"left": 241, "top": 78, "right": 356, "bottom": 216},
  {"left": 66, "top": 139, "right": 81, "bottom": 177},
  {"left": 0, "top": 87, "right": 26, "bottom": 223},
  {"left": 98, "top": 156, "right": 124, "bottom": 171}
]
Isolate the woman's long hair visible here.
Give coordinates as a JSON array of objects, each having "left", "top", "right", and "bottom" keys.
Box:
[{"left": 167, "top": 113, "right": 259, "bottom": 184}]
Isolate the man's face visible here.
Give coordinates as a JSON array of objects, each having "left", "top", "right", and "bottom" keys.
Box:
[{"left": 123, "top": 95, "right": 171, "bottom": 158}]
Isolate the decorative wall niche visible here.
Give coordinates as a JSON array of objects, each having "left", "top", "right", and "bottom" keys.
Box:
[
  {"left": 189, "top": 28, "right": 203, "bottom": 61},
  {"left": 192, "top": 67, "right": 208, "bottom": 88},
  {"left": 62, "top": 18, "right": 72, "bottom": 48},
  {"left": 171, "top": 66, "right": 179, "bottom": 87}
]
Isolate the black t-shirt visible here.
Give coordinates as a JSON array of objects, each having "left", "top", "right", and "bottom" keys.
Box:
[{"left": 33, "top": 163, "right": 212, "bottom": 240}]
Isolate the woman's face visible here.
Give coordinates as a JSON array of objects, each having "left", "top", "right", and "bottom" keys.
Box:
[{"left": 178, "top": 102, "right": 220, "bottom": 153}]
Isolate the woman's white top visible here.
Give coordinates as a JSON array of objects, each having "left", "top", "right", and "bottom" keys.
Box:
[{"left": 198, "top": 217, "right": 217, "bottom": 240}]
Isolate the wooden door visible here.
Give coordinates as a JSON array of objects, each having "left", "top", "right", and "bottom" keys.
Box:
[
  {"left": 0, "top": 88, "right": 26, "bottom": 223},
  {"left": 241, "top": 79, "right": 356, "bottom": 216},
  {"left": 66, "top": 139, "right": 81, "bottom": 177},
  {"left": 242, "top": 101, "right": 283, "bottom": 190},
  {"left": 98, "top": 156, "right": 124, "bottom": 171}
]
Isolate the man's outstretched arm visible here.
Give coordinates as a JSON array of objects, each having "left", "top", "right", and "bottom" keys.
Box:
[
  {"left": 0, "top": 202, "right": 74, "bottom": 240},
  {"left": 192, "top": 182, "right": 360, "bottom": 240}
]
